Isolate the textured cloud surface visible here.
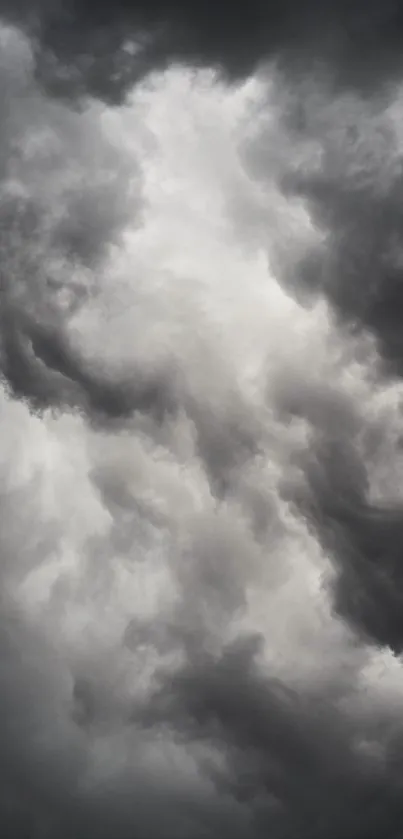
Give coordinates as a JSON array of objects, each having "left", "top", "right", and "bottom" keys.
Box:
[
  {"left": 2, "top": 0, "right": 403, "bottom": 101},
  {"left": 1, "top": 4, "right": 403, "bottom": 838}
]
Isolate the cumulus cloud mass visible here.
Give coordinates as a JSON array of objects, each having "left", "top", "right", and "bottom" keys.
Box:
[{"left": 2, "top": 2, "right": 403, "bottom": 837}]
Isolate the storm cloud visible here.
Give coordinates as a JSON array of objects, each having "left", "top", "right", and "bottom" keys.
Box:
[
  {"left": 1, "top": 2, "right": 403, "bottom": 839},
  {"left": 0, "top": 0, "right": 402, "bottom": 101}
]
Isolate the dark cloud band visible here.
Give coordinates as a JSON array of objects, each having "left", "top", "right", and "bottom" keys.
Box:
[{"left": 0, "top": 0, "right": 403, "bottom": 101}]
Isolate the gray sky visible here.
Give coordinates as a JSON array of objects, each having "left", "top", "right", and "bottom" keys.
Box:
[{"left": 1, "top": 4, "right": 403, "bottom": 838}]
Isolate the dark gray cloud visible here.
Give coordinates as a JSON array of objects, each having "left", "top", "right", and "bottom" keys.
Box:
[
  {"left": 0, "top": 26, "right": 144, "bottom": 416},
  {"left": 238, "top": 80, "right": 403, "bottom": 661},
  {"left": 232, "top": 76, "right": 403, "bottom": 658},
  {"left": 275, "top": 85, "right": 403, "bottom": 373},
  {"left": 0, "top": 0, "right": 403, "bottom": 102}
]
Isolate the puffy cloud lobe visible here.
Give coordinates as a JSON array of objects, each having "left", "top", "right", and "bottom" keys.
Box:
[
  {"left": 273, "top": 85, "right": 403, "bottom": 371},
  {"left": 0, "top": 25, "right": 143, "bottom": 413},
  {"left": 235, "top": 79, "right": 403, "bottom": 656}
]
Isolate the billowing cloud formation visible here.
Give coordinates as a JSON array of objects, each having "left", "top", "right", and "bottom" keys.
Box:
[
  {"left": 2, "top": 5, "right": 403, "bottom": 839},
  {"left": 0, "top": 0, "right": 403, "bottom": 101}
]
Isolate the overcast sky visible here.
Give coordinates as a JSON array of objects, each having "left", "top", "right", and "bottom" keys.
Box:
[{"left": 1, "top": 2, "right": 403, "bottom": 837}]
